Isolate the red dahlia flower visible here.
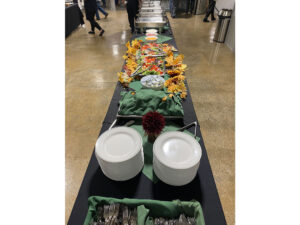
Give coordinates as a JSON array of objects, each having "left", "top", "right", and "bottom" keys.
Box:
[{"left": 142, "top": 111, "right": 165, "bottom": 135}]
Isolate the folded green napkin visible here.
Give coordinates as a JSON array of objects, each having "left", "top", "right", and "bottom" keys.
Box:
[
  {"left": 129, "top": 122, "right": 200, "bottom": 183},
  {"left": 135, "top": 34, "right": 173, "bottom": 43},
  {"left": 119, "top": 89, "right": 184, "bottom": 117},
  {"left": 84, "top": 196, "right": 205, "bottom": 225}
]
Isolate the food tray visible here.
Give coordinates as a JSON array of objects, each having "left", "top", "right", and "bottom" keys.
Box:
[
  {"left": 139, "top": 12, "right": 165, "bottom": 17},
  {"left": 136, "top": 17, "right": 167, "bottom": 30},
  {"left": 83, "top": 196, "right": 205, "bottom": 225}
]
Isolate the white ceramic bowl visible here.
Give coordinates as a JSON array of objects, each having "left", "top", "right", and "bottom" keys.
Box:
[
  {"left": 141, "top": 75, "right": 164, "bottom": 90},
  {"left": 146, "top": 33, "right": 158, "bottom": 37},
  {"left": 153, "top": 131, "right": 202, "bottom": 186},
  {"left": 146, "top": 29, "right": 158, "bottom": 34},
  {"left": 95, "top": 127, "right": 144, "bottom": 181}
]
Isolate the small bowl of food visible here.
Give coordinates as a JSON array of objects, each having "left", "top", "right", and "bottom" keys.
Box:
[
  {"left": 146, "top": 29, "right": 158, "bottom": 34},
  {"left": 146, "top": 33, "right": 158, "bottom": 37},
  {"left": 141, "top": 75, "right": 165, "bottom": 90},
  {"left": 145, "top": 36, "right": 158, "bottom": 42}
]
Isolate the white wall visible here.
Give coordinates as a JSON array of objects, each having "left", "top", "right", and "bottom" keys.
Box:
[
  {"left": 225, "top": 5, "right": 235, "bottom": 52},
  {"left": 215, "top": 0, "right": 235, "bottom": 11}
]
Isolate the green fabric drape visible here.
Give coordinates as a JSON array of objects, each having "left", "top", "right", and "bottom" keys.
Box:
[
  {"left": 84, "top": 196, "right": 205, "bottom": 225},
  {"left": 119, "top": 89, "right": 184, "bottom": 117}
]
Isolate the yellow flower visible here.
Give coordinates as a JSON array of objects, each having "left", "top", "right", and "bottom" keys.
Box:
[
  {"left": 131, "top": 92, "right": 135, "bottom": 95},
  {"left": 162, "top": 96, "right": 167, "bottom": 101},
  {"left": 180, "top": 92, "right": 187, "bottom": 99},
  {"left": 169, "top": 94, "right": 174, "bottom": 98}
]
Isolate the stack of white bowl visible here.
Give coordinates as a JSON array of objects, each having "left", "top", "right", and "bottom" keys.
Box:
[
  {"left": 145, "top": 29, "right": 158, "bottom": 42},
  {"left": 95, "top": 127, "right": 144, "bottom": 181}
]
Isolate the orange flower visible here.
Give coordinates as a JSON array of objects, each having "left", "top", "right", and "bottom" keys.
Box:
[
  {"left": 162, "top": 96, "right": 167, "bottom": 101},
  {"left": 169, "top": 94, "right": 174, "bottom": 98},
  {"left": 180, "top": 92, "right": 187, "bottom": 99},
  {"left": 131, "top": 92, "right": 135, "bottom": 95}
]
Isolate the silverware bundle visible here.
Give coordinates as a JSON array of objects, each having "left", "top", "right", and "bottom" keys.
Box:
[
  {"left": 153, "top": 214, "right": 196, "bottom": 225},
  {"left": 90, "top": 203, "right": 196, "bottom": 225},
  {"left": 90, "top": 203, "right": 137, "bottom": 225}
]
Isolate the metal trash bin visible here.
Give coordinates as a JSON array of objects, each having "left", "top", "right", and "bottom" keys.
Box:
[{"left": 213, "top": 9, "right": 232, "bottom": 43}]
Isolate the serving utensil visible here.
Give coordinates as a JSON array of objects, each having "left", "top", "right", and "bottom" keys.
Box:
[
  {"left": 176, "top": 121, "right": 197, "bottom": 138},
  {"left": 104, "top": 205, "right": 110, "bottom": 225},
  {"left": 187, "top": 217, "right": 196, "bottom": 225},
  {"left": 122, "top": 206, "right": 129, "bottom": 225},
  {"left": 129, "top": 65, "right": 142, "bottom": 77}
]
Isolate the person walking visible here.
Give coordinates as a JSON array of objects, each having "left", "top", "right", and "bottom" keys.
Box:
[
  {"left": 203, "top": 0, "right": 216, "bottom": 22},
  {"left": 84, "top": 0, "right": 105, "bottom": 36},
  {"left": 95, "top": 0, "right": 109, "bottom": 20},
  {"left": 123, "top": 0, "right": 139, "bottom": 33}
]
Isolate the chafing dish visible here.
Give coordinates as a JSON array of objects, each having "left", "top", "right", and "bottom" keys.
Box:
[
  {"left": 140, "top": 9, "right": 164, "bottom": 13},
  {"left": 142, "top": 0, "right": 161, "bottom": 3},
  {"left": 139, "top": 11, "right": 165, "bottom": 17},
  {"left": 141, "top": 6, "right": 162, "bottom": 10},
  {"left": 135, "top": 16, "right": 167, "bottom": 33},
  {"left": 141, "top": 2, "right": 160, "bottom": 7}
]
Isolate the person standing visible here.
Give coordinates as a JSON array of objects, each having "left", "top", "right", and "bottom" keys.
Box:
[
  {"left": 203, "top": 0, "right": 216, "bottom": 22},
  {"left": 84, "top": 0, "right": 105, "bottom": 36},
  {"left": 95, "top": 0, "right": 109, "bottom": 20},
  {"left": 102, "top": 0, "right": 106, "bottom": 7},
  {"left": 123, "top": 0, "right": 139, "bottom": 33},
  {"left": 185, "top": 0, "right": 195, "bottom": 14}
]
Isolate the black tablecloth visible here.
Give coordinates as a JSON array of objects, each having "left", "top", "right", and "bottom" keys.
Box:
[
  {"left": 65, "top": 4, "right": 81, "bottom": 38},
  {"left": 67, "top": 25, "right": 227, "bottom": 225}
]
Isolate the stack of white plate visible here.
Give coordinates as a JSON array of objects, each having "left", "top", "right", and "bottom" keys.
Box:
[
  {"left": 95, "top": 127, "right": 144, "bottom": 181},
  {"left": 153, "top": 131, "right": 202, "bottom": 186}
]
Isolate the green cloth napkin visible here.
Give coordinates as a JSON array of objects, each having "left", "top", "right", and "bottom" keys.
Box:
[
  {"left": 129, "top": 81, "right": 143, "bottom": 91},
  {"left": 84, "top": 196, "right": 206, "bottom": 225},
  {"left": 119, "top": 89, "right": 184, "bottom": 117},
  {"left": 135, "top": 34, "right": 173, "bottom": 43},
  {"left": 129, "top": 122, "right": 200, "bottom": 183}
]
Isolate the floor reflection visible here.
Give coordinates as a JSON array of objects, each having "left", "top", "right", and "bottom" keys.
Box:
[{"left": 208, "top": 43, "right": 222, "bottom": 65}]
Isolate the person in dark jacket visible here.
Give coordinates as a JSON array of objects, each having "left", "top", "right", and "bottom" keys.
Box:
[
  {"left": 84, "top": 0, "right": 105, "bottom": 36},
  {"left": 203, "top": 0, "right": 216, "bottom": 22},
  {"left": 123, "top": 0, "right": 139, "bottom": 33}
]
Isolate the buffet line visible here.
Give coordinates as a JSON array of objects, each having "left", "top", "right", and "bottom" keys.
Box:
[
  {"left": 135, "top": 0, "right": 167, "bottom": 33},
  {"left": 69, "top": 1, "right": 226, "bottom": 225}
]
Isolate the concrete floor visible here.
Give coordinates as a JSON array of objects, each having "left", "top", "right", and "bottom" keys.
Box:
[{"left": 66, "top": 9, "right": 235, "bottom": 225}]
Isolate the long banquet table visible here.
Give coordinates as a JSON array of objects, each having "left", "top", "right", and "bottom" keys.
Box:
[
  {"left": 67, "top": 22, "right": 227, "bottom": 225},
  {"left": 65, "top": 4, "right": 81, "bottom": 38}
]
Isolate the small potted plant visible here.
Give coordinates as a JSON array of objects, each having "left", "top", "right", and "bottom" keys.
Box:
[{"left": 142, "top": 111, "right": 165, "bottom": 142}]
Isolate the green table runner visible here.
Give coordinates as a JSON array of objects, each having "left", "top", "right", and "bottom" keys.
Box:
[
  {"left": 84, "top": 196, "right": 205, "bottom": 225},
  {"left": 135, "top": 34, "right": 173, "bottom": 43}
]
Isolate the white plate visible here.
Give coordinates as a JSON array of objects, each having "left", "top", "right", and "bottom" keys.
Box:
[
  {"left": 153, "top": 131, "right": 202, "bottom": 169},
  {"left": 95, "top": 127, "right": 142, "bottom": 163},
  {"left": 95, "top": 127, "right": 144, "bottom": 181},
  {"left": 153, "top": 131, "right": 202, "bottom": 186}
]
